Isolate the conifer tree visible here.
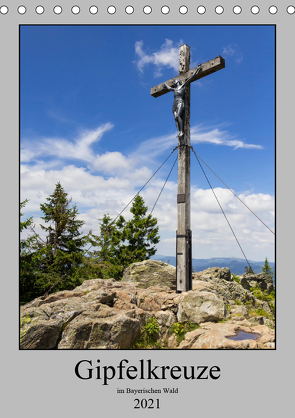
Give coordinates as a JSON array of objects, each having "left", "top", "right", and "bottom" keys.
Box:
[
  {"left": 37, "top": 182, "right": 86, "bottom": 290},
  {"left": 261, "top": 257, "right": 274, "bottom": 279},
  {"left": 107, "top": 195, "right": 160, "bottom": 272},
  {"left": 121, "top": 195, "right": 160, "bottom": 264},
  {"left": 20, "top": 200, "right": 41, "bottom": 303},
  {"left": 20, "top": 183, "right": 88, "bottom": 303},
  {"left": 20, "top": 199, "right": 39, "bottom": 254},
  {"left": 20, "top": 199, "right": 33, "bottom": 235},
  {"left": 87, "top": 195, "right": 160, "bottom": 280},
  {"left": 244, "top": 265, "right": 254, "bottom": 274},
  {"left": 88, "top": 214, "right": 117, "bottom": 262},
  {"left": 40, "top": 182, "right": 85, "bottom": 259},
  {"left": 85, "top": 214, "right": 123, "bottom": 279}
]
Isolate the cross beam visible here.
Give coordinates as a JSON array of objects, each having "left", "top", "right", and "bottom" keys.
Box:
[
  {"left": 150, "top": 45, "right": 225, "bottom": 292},
  {"left": 150, "top": 55, "right": 225, "bottom": 98}
]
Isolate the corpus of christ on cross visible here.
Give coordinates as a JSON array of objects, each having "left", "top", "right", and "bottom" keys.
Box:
[{"left": 150, "top": 44, "right": 225, "bottom": 293}]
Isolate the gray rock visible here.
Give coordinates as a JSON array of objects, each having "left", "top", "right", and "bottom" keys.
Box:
[
  {"left": 122, "top": 259, "right": 176, "bottom": 290},
  {"left": 194, "top": 267, "right": 232, "bottom": 282},
  {"left": 58, "top": 311, "right": 141, "bottom": 349},
  {"left": 155, "top": 310, "right": 176, "bottom": 339},
  {"left": 241, "top": 273, "right": 274, "bottom": 293},
  {"left": 230, "top": 305, "right": 248, "bottom": 317},
  {"left": 177, "top": 291, "right": 226, "bottom": 324},
  {"left": 178, "top": 322, "right": 275, "bottom": 349},
  {"left": 193, "top": 268, "right": 254, "bottom": 304}
]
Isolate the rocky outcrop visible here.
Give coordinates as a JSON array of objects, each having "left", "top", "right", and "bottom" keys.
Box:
[
  {"left": 240, "top": 273, "right": 274, "bottom": 293},
  {"left": 178, "top": 322, "right": 275, "bottom": 349},
  {"left": 194, "top": 267, "right": 232, "bottom": 282},
  {"left": 177, "top": 291, "right": 226, "bottom": 324},
  {"left": 20, "top": 263, "right": 275, "bottom": 350},
  {"left": 193, "top": 268, "right": 255, "bottom": 304},
  {"left": 122, "top": 259, "right": 176, "bottom": 289}
]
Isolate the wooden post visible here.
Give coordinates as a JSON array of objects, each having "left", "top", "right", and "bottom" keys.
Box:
[{"left": 176, "top": 44, "right": 192, "bottom": 292}]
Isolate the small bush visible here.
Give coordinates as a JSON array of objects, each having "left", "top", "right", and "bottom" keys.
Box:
[
  {"left": 234, "top": 299, "right": 242, "bottom": 305},
  {"left": 250, "top": 285, "right": 275, "bottom": 302},
  {"left": 170, "top": 322, "right": 200, "bottom": 343},
  {"left": 170, "top": 322, "right": 185, "bottom": 341},
  {"left": 248, "top": 307, "right": 273, "bottom": 320},
  {"left": 144, "top": 317, "right": 160, "bottom": 339},
  {"left": 185, "top": 322, "right": 200, "bottom": 333},
  {"left": 131, "top": 317, "right": 161, "bottom": 349},
  {"left": 232, "top": 274, "right": 241, "bottom": 284}
]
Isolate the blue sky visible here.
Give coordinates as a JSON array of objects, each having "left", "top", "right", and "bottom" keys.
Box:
[{"left": 20, "top": 25, "right": 275, "bottom": 262}]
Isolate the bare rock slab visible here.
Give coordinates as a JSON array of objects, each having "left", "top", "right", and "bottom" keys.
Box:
[
  {"left": 240, "top": 273, "right": 274, "bottom": 293},
  {"left": 178, "top": 322, "right": 275, "bottom": 349},
  {"left": 58, "top": 311, "right": 141, "bottom": 349},
  {"left": 177, "top": 291, "right": 226, "bottom": 324},
  {"left": 122, "top": 260, "right": 176, "bottom": 290}
]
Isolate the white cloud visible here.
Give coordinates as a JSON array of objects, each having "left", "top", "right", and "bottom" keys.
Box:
[
  {"left": 191, "top": 125, "right": 263, "bottom": 150},
  {"left": 21, "top": 123, "right": 114, "bottom": 164},
  {"left": 21, "top": 149, "right": 36, "bottom": 163},
  {"left": 92, "top": 151, "right": 134, "bottom": 175},
  {"left": 151, "top": 185, "right": 274, "bottom": 260},
  {"left": 20, "top": 120, "right": 273, "bottom": 261},
  {"left": 21, "top": 123, "right": 156, "bottom": 183},
  {"left": 21, "top": 121, "right": 263, "bottom": 189},
  {"left": 46, "top": 109, "right": 74, "bottom": 124},
  {"left": 21, "top": 160, "right": 274, "bottom": 261},
  {"left": 132, "top": 125, "right": 262, "bottom": 164},
  {"left": 134, "top": 39, "right": 183, "bottom": 77},
  {"left": 21, "top": 165, "right": 133, "bottom": 213},
  {"left": 223, "top": 44, "right": 243, "bottom": 64}
]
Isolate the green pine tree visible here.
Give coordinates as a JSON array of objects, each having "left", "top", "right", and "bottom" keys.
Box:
[
  {"left": 20, "top": 183, "right": 88, "bottom": 303},
  {"left": 20, "top": 199, "right": 42, "bottom": 304},
  {"left": 39, "top": 182, "right": 85, "bottom": 259},
  {"left": 118, "top": 195, "right": 160, "bottom": 266},
  {"left": 20, "top": 199, "right": 33, "bottom": 235},
  {"left": 85, "top": 214, "right": 123, "bottom": 279},
  {"left": 87, "top": 195, "right": 160, "bottom": 280},
  {"left": 38, "top": 182, "right": 87, "bottom": 292},
  {"left": 88, "top": 214, "right": 118, "bottom": 262},
  {"left": 261, "top": 257, "right": 274, "bottom": 279},
  {"left": 244, "top": 265, "right": 255, "bottom": 274}
]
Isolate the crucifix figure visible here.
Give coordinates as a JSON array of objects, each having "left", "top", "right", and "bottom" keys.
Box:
[
  {"left": 163, "top": 64, "right": 201, "bottom": 138},
  {"left": 150, "top": 44, "right": 225, "bottom": 292}
]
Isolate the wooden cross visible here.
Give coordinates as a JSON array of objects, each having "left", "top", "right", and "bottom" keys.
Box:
[{"left": 150, "top": 44, "right": 225, "bottom": 292}]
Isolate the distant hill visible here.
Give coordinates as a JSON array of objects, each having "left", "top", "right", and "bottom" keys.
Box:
[{"left": 151, "top": 255, "right": 275, "bottom": 279}]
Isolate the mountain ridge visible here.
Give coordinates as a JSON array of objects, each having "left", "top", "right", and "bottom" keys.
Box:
[{"left": 151, "top": 255, "right": 275, "bottom": 278}]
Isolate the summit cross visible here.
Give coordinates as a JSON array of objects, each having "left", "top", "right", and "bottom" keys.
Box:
[{"left": 150, "top": 44, "right": 225, "bottom": 292}]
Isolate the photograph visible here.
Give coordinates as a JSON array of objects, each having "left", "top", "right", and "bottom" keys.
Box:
[{"left": 20, "top": 24, "right": 275, "bottom": 350}]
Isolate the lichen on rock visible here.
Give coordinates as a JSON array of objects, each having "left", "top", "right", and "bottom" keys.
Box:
[{"left": 122, "top": 259, "right": 176, "bottom": 289}]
